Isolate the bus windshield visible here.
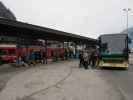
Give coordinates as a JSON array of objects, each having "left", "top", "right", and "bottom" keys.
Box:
[{"left": 100, "top": 34, "right": 127, "bottom": 54}]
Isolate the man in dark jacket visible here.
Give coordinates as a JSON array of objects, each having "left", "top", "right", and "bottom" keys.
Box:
[
  {"left": 82, "top": 51, "right": 89, "bottom": 69},
  {"left": 90, "top": 49, "right": 98, "bottom": 68},
  {"left": 79, "top": 51, "right": 84, "bottom": 68}
]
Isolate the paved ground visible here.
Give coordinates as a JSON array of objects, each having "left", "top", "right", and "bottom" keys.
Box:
[
  {"left": 95, "top": 66, "right": 133, "bottom": 100},
  {"left": 0, "top": 64, "right": 31, "bottom": 92},
  {"left": 0, "top": 54, "right": 133, "bottom": 100}
]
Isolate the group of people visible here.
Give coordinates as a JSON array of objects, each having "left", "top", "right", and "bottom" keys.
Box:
[
  {"left": 64, "top": 47, "right": 77, "bottom": 60},
  {"left": 16, "top": 50, "right": 46, "bottom": 67},
  {"left": 16, "top": 48, "right": 99, "bottom": 69},
  {"left": 79, "top": 49, "right": 99, "bottom": 69},
  {"left": 16, "top": 47, "right": 78, "bottom": 67}
]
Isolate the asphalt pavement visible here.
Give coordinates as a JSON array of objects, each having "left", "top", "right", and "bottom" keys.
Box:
[
  {"left": 95, "top": 64, "right": 133, "bottom": 100},
  {"left": 0, "top": 56, "right": 133, "bottom": 100}
]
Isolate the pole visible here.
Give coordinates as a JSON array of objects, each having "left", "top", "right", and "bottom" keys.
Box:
[
  {"left": 123, "top": 8, "right": 131, "bottom": 59},
  {"left": 45, "top": 40, "right": 47, "bottom": 64},
  {"left": 126, "top": 10, "right": 128, "bottom": 34},
  {"left": 123, "top": 8, "right": 131, "bottom": 34}
]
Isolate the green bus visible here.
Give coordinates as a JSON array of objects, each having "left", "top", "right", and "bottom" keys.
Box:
[{"left": 98, "top": 33, "right": 129, "bottom": 68}]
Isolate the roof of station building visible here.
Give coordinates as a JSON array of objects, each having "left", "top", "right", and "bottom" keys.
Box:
[{"left": 0, "top": 18, "right": 97, "bottom": 44}]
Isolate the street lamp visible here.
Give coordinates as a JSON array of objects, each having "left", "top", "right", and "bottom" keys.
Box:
[{"left": 123, "top": 8, "right": 131, "bottom": 34}]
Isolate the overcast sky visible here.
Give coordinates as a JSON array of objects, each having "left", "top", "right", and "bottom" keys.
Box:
[{"left": 2, "top": 0, "right": 133, "bottom": 38}]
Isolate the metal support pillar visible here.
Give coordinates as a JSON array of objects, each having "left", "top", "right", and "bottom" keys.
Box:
[
  {"left": 74, "top": 42, "right": 77, "bottom": 59},
  {"left": 62, "top": 42, "right": 64, "bottom": 48},
  {"left": 45, "top": 40, "right": 47, "bottom": 64}
]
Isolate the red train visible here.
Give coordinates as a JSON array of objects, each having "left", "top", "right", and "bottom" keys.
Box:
[{"left": 0, "top": 44, "right": 65, "bottom": 64}]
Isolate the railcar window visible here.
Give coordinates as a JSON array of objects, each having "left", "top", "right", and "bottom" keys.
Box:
[
  {"left": 2, "top": 50, "right": 8, "bottom": 55},
  {"left": 0, "top": 49, "right": 2, "bottom": 55},
  {"left": 9, "top": 49, "right": 15, "bottom": 55}
]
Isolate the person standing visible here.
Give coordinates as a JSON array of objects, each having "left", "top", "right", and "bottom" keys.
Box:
[
  {"left": 88, "top": 51, "right": 92, "bottom": 65},
  {"left": 16, "top": 55, "right": 22, "bottom": 67},
  {"left": 90, "top": 49, "right": 97, "bottom": 68},
  {"left": 83, "top": 51, "right": 89, "bottom": 69},
  {"left": 79, "top": 50, "right": 83, "bottom": 68},
  {"left": 29, "top": 50, "right": 35, "bottom": 65},
  {"left": 42, "top": 51, "right": 46, "bottom": 64}
]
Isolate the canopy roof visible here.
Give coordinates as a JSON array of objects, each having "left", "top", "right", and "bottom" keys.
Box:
[{"left": 0, "top": 18, "right": 97, "bottom": 44}]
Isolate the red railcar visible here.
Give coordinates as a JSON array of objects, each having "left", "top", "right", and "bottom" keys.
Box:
[
  {"left": 0, "top": 45, "right": 17, "bottom": 63},
  {"left": 0, "top": 44, "right": 65, "bottom": 64}
]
